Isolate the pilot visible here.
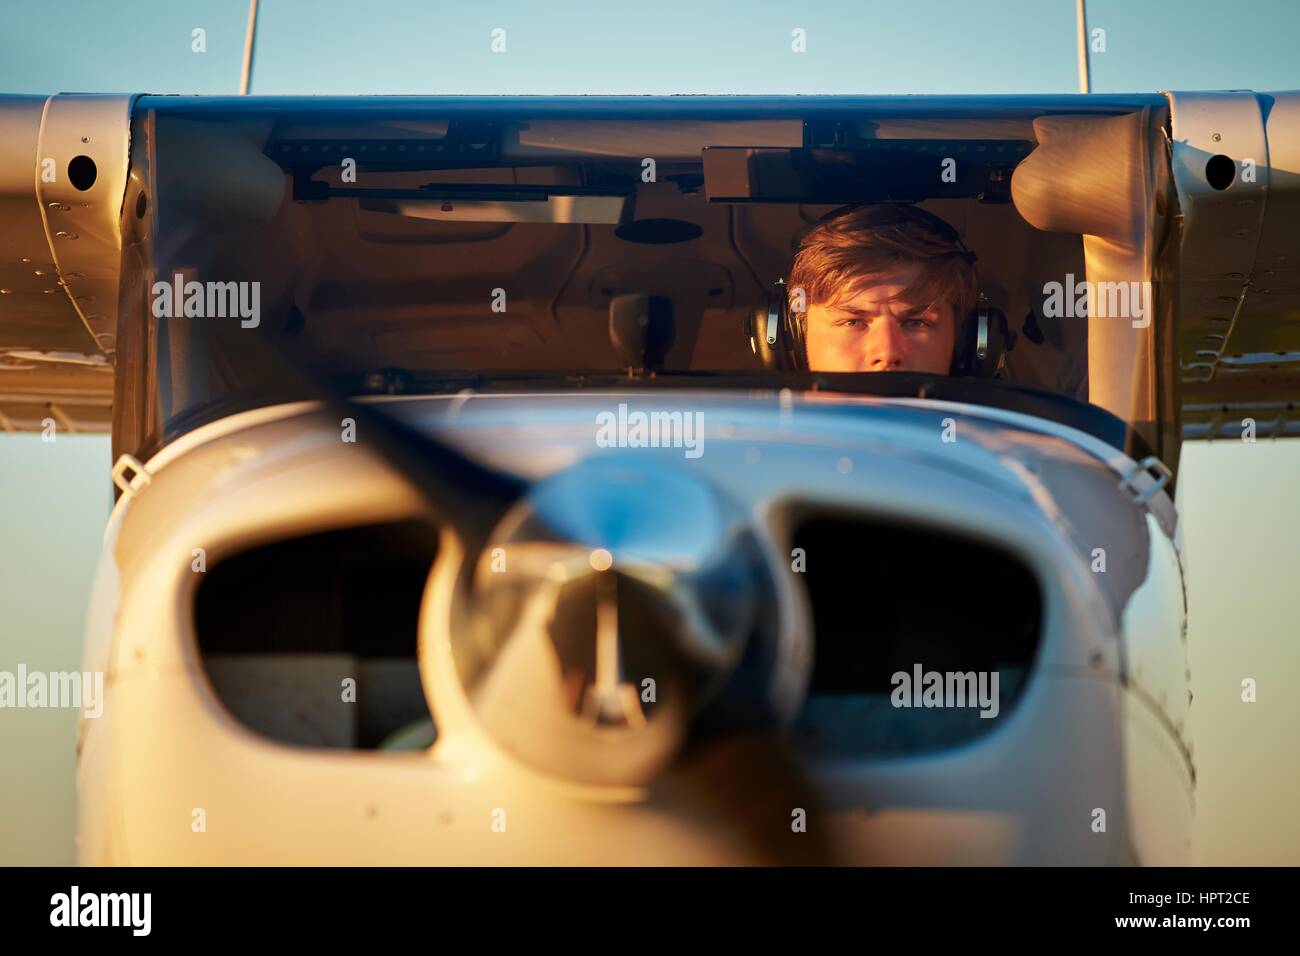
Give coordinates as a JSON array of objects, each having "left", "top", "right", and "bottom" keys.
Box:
[{"left": 788, "top": 204, "right": 979, "bottom": 374}]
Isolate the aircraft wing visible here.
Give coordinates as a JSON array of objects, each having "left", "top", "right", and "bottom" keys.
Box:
[
  {"left": 2, "top": 90, "right": 1299, "bottom": 437},
  {"left": 0, "top": 94, "right": 133, "bottom": 433},
  {"left": 1170, "top": 91, "right": 1300, "bottom": 439}
]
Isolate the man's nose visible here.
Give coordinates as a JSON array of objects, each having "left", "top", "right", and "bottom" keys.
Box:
[{"left": 866, "top": 317, "right": 905, "bottom": 370}]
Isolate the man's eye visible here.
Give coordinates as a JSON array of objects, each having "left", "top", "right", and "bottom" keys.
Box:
[{"left": 901, "top": 316, "right": 932, "bottom": 330}]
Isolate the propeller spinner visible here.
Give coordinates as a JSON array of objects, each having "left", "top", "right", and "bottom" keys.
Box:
[{"left": 453, "top": 456, "right": 798, "bottom": 788}]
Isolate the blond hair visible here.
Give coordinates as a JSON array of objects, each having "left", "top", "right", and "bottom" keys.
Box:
[{"left": 787, "top": 204, "right": 979, "bottom": 342}]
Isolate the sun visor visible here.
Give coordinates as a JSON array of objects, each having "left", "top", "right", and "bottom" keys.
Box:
[
  {"left": 1011, "top": 108, "right": 1171, "bottom": 454},
  {"left": 704, "top": 141, "right": 1031, "bottom": 204}
]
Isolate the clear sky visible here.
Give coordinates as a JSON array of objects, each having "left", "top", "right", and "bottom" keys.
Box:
[
  {"left": 0, "top": 0, "right": 1298, "bottom": 96},
  {"left": 0, "top": 0, "right": 1297, "bottom": 865}
]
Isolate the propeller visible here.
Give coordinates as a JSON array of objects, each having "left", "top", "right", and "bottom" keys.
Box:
[
  {"left": 239, "top": 305, "right": 835, "bottom": 863},
  {"left": 243, "top": 314, "right": 524, "bottom": 553}
]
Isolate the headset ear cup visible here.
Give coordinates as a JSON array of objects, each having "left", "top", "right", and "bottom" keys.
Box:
[
  {"left": 749, "top": 279, "right": 806, "bottom": 370},
  {"left": 784, "top": 298, "right": 805, "bottom": 370},
  {"left": 980, "top": 306, "right": 1009, "bottom": 377},
  {"left": 748, "top": 296, "right": 784, "bottom": 370},
  {"left": 952, "top": 305, "right": 1010, "bottom": 377}
]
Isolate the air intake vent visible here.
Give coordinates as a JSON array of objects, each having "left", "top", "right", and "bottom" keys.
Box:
[
  {"left": 790, "top": 513, "right": 1042, "bottom": 757},
  {"left": 193, "top": 520, "right": 438, "bottom": 750}
]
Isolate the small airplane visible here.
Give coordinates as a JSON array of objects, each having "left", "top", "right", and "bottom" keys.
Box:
[{"left": 0, "top": 87, "right": 1296, "bottom": 864}]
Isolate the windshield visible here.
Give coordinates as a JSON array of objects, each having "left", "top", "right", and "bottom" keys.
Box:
[{"left": 113, "top": 98, "right": 1175, "bottom": 464}]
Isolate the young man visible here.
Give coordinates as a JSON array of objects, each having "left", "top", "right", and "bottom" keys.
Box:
[{"left": 787, "top": 204, "right": 979, "bottom": 374}]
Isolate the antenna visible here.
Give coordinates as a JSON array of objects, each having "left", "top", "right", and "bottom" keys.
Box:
[
  {"left": 1075, "top": 0, "right": 1091, "bottom": 94},
  {"left": 240, "top": 0, "right": 260, "bottom": 95}
]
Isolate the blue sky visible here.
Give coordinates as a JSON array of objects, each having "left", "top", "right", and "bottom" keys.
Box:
[{"left": 1, "top": 0, "right": 1297, "bottom": 96}]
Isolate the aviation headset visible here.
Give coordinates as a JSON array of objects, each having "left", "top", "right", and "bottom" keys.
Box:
[{"left": 745, "top": 204, "right": 1012, "bottom": 377}]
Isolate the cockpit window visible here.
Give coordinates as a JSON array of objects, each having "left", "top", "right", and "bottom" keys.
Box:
[{"left": 113, "top": 99, "right": 1176, "bottom": 465}]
